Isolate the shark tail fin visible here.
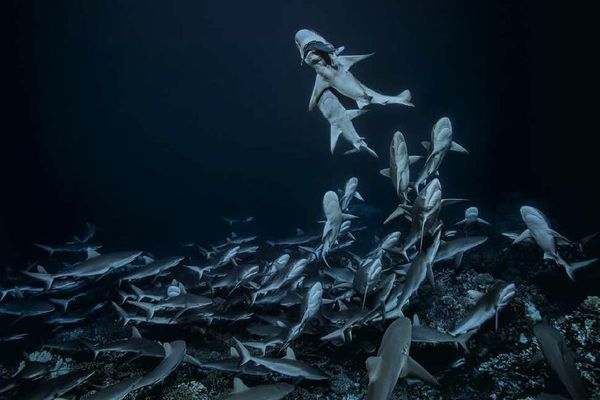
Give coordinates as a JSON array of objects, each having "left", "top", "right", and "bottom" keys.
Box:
[
  {"left": 395, "top": 89, "right": 414, "bottom": 106},
  {"left": 130, "top": 284, "right": 145, "bottom": 300},
  {"left": 111, "top": 301, "right": 131, "bottom": 326},
  {"left": 232, "top": 338, "right": 253, "bottom": 365},
  {"left": 22, "top": 270, "right": 54, "bottom": 291},
  {"left": 127, "top": 301, "right": 155, "bottom": 320},
  {"left": 457, "top": 330, "right": 476, "bottom": 353},
  {"left": 563, "top": 257, "right": 599, "bottom": 281},
  {"left": 79, "top": 338, "right": 100, "bottom": 360}
]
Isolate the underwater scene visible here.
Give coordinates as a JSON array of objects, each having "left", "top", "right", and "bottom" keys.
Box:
[{"left": 3, "top": 1, "right": 599, "bottom": 399}]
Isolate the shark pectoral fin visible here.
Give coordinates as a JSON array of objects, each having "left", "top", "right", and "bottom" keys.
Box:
[
  {"left": 549, "top": 229, "right": 574, "bottom": 245},
  {"left": 284, "top": 347, "right": 297, "bottom": 360},
  {"left": 421, "top": 141, "right": 431, "bottom": 151},
  {"left": 342, "top": 213, "right": 359, "bottom": 220},
  {"left": 405, "top": 356, "right": 439, "bottom": 386},
  {"left": 309, "top": 75, "right": 328, "bottom": 111},
  {"left": 345, "top": 109, "right": 368, "bottom": 120},
  {"left": 366, "top": 356, "right": 383, "bottom": 380},
  {"left": 330, "top": 126, "right": 342, "bottom": 154},
  {"left": 337, "top": 53, "right": 375, "bottom": 71},
  {"left": 232, "top": 378, "right": 249, "bottom": 393},
  {"left": 384, "top": 206, "right": 406, "bottom": 224},
  {"left": 379, "top": 168, "right": 391, "bottom": 178},
  {"left": 512, "top": 229, "right": 532, "bottom": 245},
  {"left": 527, "top": 350, "right": 544, "bottom": 367},
  {"left": 454, "top": 252, "right": 464, "bottom": 267},
  {"left": 477, "top": 218, "right": 491, "bottom": 225},
  {"left": 354, "top": 191, "right": 364, "bottom": 201},
  {"left": 408, "top": 155, "right": 423, "bottom": 165},
  {"left": 86, "top": 248, "right": 101, "bottom": 259},
  {"left": 450, "top": 141, "right": 469, "bottom": 154}
]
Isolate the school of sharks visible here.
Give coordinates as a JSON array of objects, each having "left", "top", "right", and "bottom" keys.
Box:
[{"left": 0, "top": 29, "right": 598, "bottom": 400}]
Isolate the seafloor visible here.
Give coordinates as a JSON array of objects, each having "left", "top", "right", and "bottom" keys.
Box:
[{"left": 1, "top": 225, "right": 598, "bottom": 400}]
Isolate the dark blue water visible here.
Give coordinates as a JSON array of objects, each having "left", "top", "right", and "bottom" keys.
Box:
[{"left": 3, "top": 1, "right": 595, "bottom": 263}]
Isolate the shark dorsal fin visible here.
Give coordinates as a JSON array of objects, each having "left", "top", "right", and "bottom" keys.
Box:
[
  {"left": 131, "top": 327, "right": 142, "bottom": 338},
  {"left": 230, "top": 347, "right": 240, "bottom": 358},
  {"left": 178, "top": 282, "right": 187, "bottom": 294},
  {"left": 296, "top": 228, "right": 304, "bottom": 236},
  {"left": 232, "top": 377, "right": 249, "bottom": 393},
  {"left": 86, "top": 248, "right": 101, "bottom": 259},
  {"left": 421, "top": 141, "right": 431, "bottom": 151},
  {"left": 37, "top": 265, "right": 48, "bottom": 274},
  {"left": 412, "top": 314, "right": 421, "bottom": 326},
  {"left": 284, "top": 347, "right": 296, "bottom": 360},
  {"left": 366, "top": 356, "right": 383, "bottom": 380}
]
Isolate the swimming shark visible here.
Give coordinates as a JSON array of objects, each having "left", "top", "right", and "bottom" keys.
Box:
[
  {"left": 266, "top": 229, "right": 320, "bottom": 247},
  {"left": 22, "top": 369, "right": 94, "bottom": 400},
  {"left": 388, "top": 230, "right": 441, "bottom": 316},
  {"left": 317, "top": 90, "right": 377, "bottom": 157},
  {"left": 133, "top": 340, "right": 186, "bottom": 390},
  {"left": 414, "top": 117, "right": 468, "bottom": 190},
  {"left": 118, "top": 256, "right": 184, "bottom": 285},
  {"left": 234, "top": 339, "right": 328, "bottom": 380},
  {"left": 340, "top": 177, "right": 364, "bottom": 211},
  {"left": 127, "top": 282, "right": 212, "bottom": 320},
  {"left": 353, "top": 258, "right": 383, "bottom": 308},
  {"left": 380, "top": 131, "right": 421, "bottom": 202},
  {"left": 531, "top": 322, "right": 587, "bottom": 400},
  {"left": 455, "top": 207, "right": 491, "bottom": 226},
  {"left": 451, "top": 281, "right": 516, "bottom": 335},
  {"left": 411, "top": 315, "right": 474, "bottom": 353},
  {"left": 366, "top": 317, "right": 438, "bottom": 400},
  {"left": 86, "top": 376, "right": 141, "bottom": 400},
  {"left": 322, "top": 191, "right": 358, "bottom": 266},
  {"left": 24, "top": 249, "right": 142, "bottom": 290},
  {"left": 513, "top": 206, "right": 597, "bottom": 280},
  {"left": 434, "top": 236, "right": 488, "bottom": 267},
  {"left": 295, "top": 29, "right": 413, "bottom": 110}
]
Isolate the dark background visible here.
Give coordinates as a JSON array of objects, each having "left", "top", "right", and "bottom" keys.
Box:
[{"left": 2, "top": 1, "right": 597, "bottom": 263}]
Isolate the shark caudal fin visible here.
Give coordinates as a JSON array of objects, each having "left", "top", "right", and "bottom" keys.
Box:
[
  {"left": 232, "top": 338, "right": 253, "bottom": 365},
  {"left": 111, "top": 301, "right": 132, "bottom": 326},
  {"left": 79, "top": 338, "right": 100, "bottom": 360},
  {"left": 559, "top": 256, "right": 599, "bottom": 281},
  {"left": 456, "top": 330, "right": 476, "bottom": 353},
  {"left": 369, "top": 89, "right": 414, "bottom": 107},
  {"left": 22, "top": 268, "right": 54, "bottom": 291},
  {"left": 127, "top": 301, "right": 155, "bottom": 320}
]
